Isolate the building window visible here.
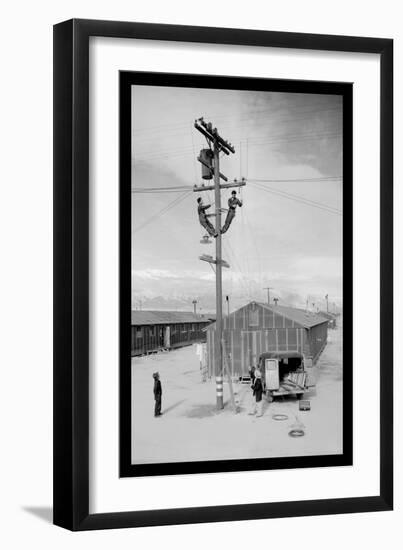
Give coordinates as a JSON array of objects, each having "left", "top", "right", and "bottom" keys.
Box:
[
  {"left": 249, "top": 309, "right": 259, "bottom": 326},
  {"left": 136, "top": 327, "right": 143, "bottom": 338}
]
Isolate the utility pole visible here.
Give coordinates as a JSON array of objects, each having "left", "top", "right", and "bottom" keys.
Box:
[
  {"left": 226, "top": 295, "right": 230, "bottom": 318},
  {"left": 325, "top": 294, "right": 329, "bottom": 314},
  {"left": 263, "top": 287, "right": 273, "bottom": 305},
  {"left": 194, "top": 117, "right": 245, "bottom": 410},
  {"left": 192, "top": 299, "right": 197, "bottom": 315},
  {"left": 213, "top": 138, "right": 224, "bottom": 409}
]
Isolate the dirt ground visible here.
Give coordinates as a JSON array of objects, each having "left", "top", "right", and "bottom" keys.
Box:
[{"left": 131, "top": 323, "right": 343, "bottom": 464}]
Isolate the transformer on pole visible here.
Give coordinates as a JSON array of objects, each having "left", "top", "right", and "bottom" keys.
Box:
[{"left": 193, "top": 117, "right": 245, "bottom": 410}]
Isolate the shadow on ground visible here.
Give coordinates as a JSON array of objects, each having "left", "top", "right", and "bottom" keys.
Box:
[
  {"left": 163, "top": 399, "right": 186, "bottom": 414},
  {"left": 22, "top": 506, "right": 53, "bottom": 524},
  {"left": 184, "top": 404, "right": 219, "bottom": 418},
  {"left": 184, "top": 399, "right": 236, "bottom": 418}
]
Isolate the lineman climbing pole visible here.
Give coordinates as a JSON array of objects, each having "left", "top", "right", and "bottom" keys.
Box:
[{"left": 194, "top": 117, "right": 246, "bottom": 410}]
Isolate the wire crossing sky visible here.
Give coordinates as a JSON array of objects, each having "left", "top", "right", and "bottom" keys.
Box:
[{"left": 131, "top": 85, "right": 343, "bottom": 313}]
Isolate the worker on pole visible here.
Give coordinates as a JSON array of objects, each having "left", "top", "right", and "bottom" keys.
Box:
[
  {"left": 197, "top": 197, "right": 218, "bottom": 238},
  {"left": 193, "top": 117, "right": 242, "bottom": 411},
  {"left": 221, "top": 190, "right": 243, "bottom": 234},
  {"left": 213, "top": 142, "right": 224, "bottom": 409}
]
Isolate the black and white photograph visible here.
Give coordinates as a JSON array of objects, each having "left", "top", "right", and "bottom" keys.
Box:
[
  {"left": 0, "top": 1, "right": 396, "bottom": 542},
  {"left": 122, "top": 74, "right": 352, "bottom": 474}
]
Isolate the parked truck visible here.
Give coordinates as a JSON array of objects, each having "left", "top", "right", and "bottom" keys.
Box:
[{"left": 258, "top": 351, "right": 316, "bottom": 402}]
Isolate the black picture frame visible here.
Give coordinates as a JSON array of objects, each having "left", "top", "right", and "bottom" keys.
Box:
[
  {"left": 119, "top": 70, "right": 353, "bottom": 478},
  {"left": 53, "top": 18, "right": 393, "bottom": 531}
]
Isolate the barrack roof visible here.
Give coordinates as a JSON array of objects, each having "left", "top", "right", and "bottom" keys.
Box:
[
  {"left": 131, "top": 310, "right": 215, "bottom": 326},
  {"left": 205, "top": 302, "right": 328, "bottom": 330},
  {"left": 258, "top": 302, "right": 328, "bottom": 328}
]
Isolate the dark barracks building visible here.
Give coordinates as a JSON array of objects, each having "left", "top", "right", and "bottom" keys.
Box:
[
  {"left": 206, "top": 301, "right": 328, "bottom": 377},
  {"left": 131, "top": 310, "right": 214, "bottom": 356}
]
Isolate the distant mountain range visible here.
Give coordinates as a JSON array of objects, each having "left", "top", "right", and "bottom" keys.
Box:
[
  {"left": 132, "top": 293, "right": 342, "bottom": 315},
  {"left": 131, "top": 294, "right": 216, "bottom": 313}
]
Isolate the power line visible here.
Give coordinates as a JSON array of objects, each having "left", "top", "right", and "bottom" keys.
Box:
[
  {"left": 131, "top": 174, "right": 342, "bottom": 193},
  {"left": 132, "top": 186, "right": 193, "bottom": 193},
  {"left": 133, "top": 130, "right": 342, "bottom": 163},
  {"left": 242, "top": 199, "right": 263, "bottom": 290},
  {"left": 132, "top": 191, "right": 191, "bottom": 234},
  {"left": 133, "top": 105, "right": 341, "bottom": 137},
  {"left": 249, "top": 176, "right": 342, "bottom": 183},
  {"left": 251, "top": 181, "right": 341, "bottom": 214},
  {"left": 250, "top": 181, "right": 342, "bottom": 215},
  {"left": 223, "top": 240, "right": 251, "bottom": 299}
]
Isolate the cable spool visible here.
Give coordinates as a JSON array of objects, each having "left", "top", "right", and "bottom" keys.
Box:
[
  {"left": 288, "top": 429, "right": 305, "bottom": 438},
  {"left": 288, "top": 416, "right": 305, "bottom": 437},
  {"left": 272, "top": 413, "right": 289, "bottom": 421}
]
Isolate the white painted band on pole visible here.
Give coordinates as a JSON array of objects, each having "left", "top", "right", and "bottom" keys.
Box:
[
  {"left": 216, "top": 392, "right": 223, "bottom": 397},
  {"left": 216, "top": 377, "right": 223, "bottom": 382}
]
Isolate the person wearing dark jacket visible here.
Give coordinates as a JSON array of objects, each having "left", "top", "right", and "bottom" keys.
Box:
[
  {"left": 153, "top": 372, "right": 162, "bottom": 417},
  {"left": 248, "top": 365, "right": 256, "bottom": 387},
  {"left": 221, "top": 190, "right": 242, "bottom": 234},
  {"left": 197, "top": 197, "right": 218, "bottom": 237},
  {"left": 249, "top": 370, "right": 264, "bottom": 417}
]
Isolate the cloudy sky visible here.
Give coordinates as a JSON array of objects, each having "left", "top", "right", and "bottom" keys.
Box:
[{"left": 131, "top": 85, "right": 343, "bottom": 314}]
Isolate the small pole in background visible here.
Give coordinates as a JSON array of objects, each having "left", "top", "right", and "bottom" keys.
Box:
[{"left": 263, "top": 286, "right": 273, "bottom": 305}]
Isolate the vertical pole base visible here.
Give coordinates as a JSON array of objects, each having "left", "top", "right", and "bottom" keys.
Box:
[{"left": 216, "top": 376, "right": 224, "bottom": 410}]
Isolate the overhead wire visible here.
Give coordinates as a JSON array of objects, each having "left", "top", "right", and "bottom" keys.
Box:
[
  {"left": 133, "top": 130, "right": 342, "bottom": 164},
  {"left": 222, "top": 234, "right": 250, "bottom": 298},
  {"left": 132, "top": 104, "right": 341, "bottom": 144},
  {"left": 131, "top": 175, "right": 342, "bottom": 193},
  {"left": 239, "top": 147, "right": 263, "bottom": 292},
  {"left": 132, "top": 191, "right": 192, "bottom": 234},
  {"left": 235, "top": 185, "right": 253, "bottom": 297},
  {"left": 249, "top": 181, "right": 342, "bottom": 215},
  {"left": 133, "top": 104, "right": 341, "bottom": 139},
  {"left": 132, "top": 186, "right": 193, "bottom": 193},
  {"left": 249, "top": 176, "right": 342, "bottom": 183},
  {"left": 243, "top": 194, "right": 264, "bottom": 293}
]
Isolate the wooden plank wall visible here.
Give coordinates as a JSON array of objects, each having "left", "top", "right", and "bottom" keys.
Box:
[
  {"left": 207, "top": 303, "right": 308, "bottom": 377},
  {"left": 131, "top": 322, "right": 209, "bottom": 356},
  {"left": 207, "top": 303, "right": 328, "bottom": 377}
]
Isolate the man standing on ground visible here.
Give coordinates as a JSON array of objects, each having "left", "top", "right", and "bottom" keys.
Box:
[
  {"left": 153, "top": 372, "right": 162, "bottom": 417},
  {"left": 249, "top": 369, "right": 264, "bottom": 417}
]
